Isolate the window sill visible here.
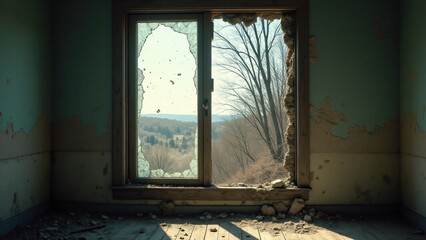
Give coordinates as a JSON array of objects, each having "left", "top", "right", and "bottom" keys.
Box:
[{"left": 112, "top": 185, "right": 310, "bottom": 201}]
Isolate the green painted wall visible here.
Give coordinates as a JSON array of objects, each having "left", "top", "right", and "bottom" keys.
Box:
[
  {"left": 0, "top": 0, "right": 52, "bottom": 132},
  {"left": 310, "top": 0, "right": 399, "bottom": 137},
  {"left": 400, "top": 0, "right": 426, "bottom": 131},
  {"left": 400, "top": 0, "right": 426, "bottom": 220},
  {"left": 52, "top": 0, "right": 112, "bottom": 136},
  {"left": 0, "top": 0, "right": 52, "bottom": 225}
]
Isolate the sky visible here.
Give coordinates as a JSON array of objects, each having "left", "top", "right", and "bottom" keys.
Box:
[{"left": 137, "top": 18, "right": 284, "bottom": 117}]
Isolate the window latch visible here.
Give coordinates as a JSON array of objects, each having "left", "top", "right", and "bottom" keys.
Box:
[{"left": 202, "top": 99, "right": 209, "bottom": 116}]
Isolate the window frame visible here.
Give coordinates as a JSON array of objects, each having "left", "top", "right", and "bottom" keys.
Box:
[
  {"left": 112, "top": 0, "right": 310, "bottom": 200},
  {"left": 127, "top": 13, "right": 211, "bottom": 186}
]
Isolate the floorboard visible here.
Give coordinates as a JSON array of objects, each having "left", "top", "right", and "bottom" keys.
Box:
[{"left": 2, "top": 212, "right": 426, "bottom": 240}]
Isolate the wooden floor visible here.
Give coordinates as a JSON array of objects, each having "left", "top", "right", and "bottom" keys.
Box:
[
  {"left": 2, "top": 213, "right": 426, "bottom": 240},
  {"left": 82, "top": 215, "right": 426, "bottom": 240}
]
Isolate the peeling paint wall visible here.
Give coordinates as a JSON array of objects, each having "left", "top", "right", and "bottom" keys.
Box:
[
  {"left": 0, "top": 0, "right": 51, "bottom": 223},
  {"left": 51, "top": 0, "right": 114, "bottom": 202},
  {"left": 308, "top": 0, "right": 400, "bottom": 204},
  {"left": 400, "top": 0, "right": 426, "bottom": 218},
  {"left": 51, "top": 0, "right": 401, "bottom": 205}
]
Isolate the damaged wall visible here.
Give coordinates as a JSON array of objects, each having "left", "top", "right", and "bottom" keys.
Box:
[
  {"left": 308, "top": 0, "right": 400, "bottom": 204},
  {"left": 51, "top": 0, "right": 113, "bottom": 203},
  {"left": 0, "top": 0, "right": 51, "bottom": 223},
  {"left": 400, "top": 0, "right": 426, "bottom": 218},
  {"left": 51, "top": 0, "right": 401, "bottom": 205}
]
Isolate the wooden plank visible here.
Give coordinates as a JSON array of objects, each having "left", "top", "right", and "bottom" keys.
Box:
[
  {"left": 164, "top": 224, "right": 183, "bottom": 240},
  {"left": 283, "top": 231, "right": 301, "bottom": 240},
  {"left": 205, "top": 224, "right": 220, "bottom": 240},
  {"left": 240, "top": 225, "right": 260, "bottom": 240},
  {"left": 258, "top": 226, "right": 285, "bottom": 240},
  {"left": 113, "top": 186, "right": 309, "bottom": 201},
  {"left": 217, "top": 223, "right": 231, "bottom": 240},
  {"left": 295, "top": 0, "right": 310, "bottom": 188},
  {"left": 133, "top": 223, "right": 158, "bottom": 240},
  {"left": 356, "top": 220, "right": 389, "bottom": 240},
  {"left": 175, "top": 224, "right": 194, "bottom": 240},
  {"left": 220, "top": 222, "right": 242, "bottom": 240},
  {"left": 110, "top": 221, "right": 139, "bottom": 240},
  {"left": 113, "top": 0, "right": 308, "bottom": 11},
  {"left": 149, "top": 223, "right": 169, "bottom": 240},
  {"left": 316, "top": 229, "right": 348, "bottom": 240},
  {"left": 189, "top": 224, "right": 207, "bottom": 240},
  {"left": 329, "top": 220, "right": 375, "bottom": 240},
  {"left": 362, "top": 218, "right": 424, "bottom": 240}
]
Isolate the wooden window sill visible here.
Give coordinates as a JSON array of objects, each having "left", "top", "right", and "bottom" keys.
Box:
[{"left": 112, "top": 185, "right": 310, "bottom": 201}]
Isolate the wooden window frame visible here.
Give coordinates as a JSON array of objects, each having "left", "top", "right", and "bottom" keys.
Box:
[{"left": 112, "top": 0, "right": 310, "bottom": 200}]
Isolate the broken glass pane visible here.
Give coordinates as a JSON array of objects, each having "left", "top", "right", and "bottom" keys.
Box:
[{"left": 137, "top": 20, "right": 198, "bottom": 179}]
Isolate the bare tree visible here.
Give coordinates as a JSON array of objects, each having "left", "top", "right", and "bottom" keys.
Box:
[
  {"left": 214, "top": 18, "right": 287, "bottom": 162},
  {"left": 144, "top": 145, "right": 175, "bottom": 173}
]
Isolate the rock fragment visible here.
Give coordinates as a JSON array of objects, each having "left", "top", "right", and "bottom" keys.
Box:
[
  {"left": 261, "top": 205, "right": 276, "bottom": 216},
  {"left": 288, "top": 198, "right": 305, "bottom": 215},
  {"left": 273, "top": 202, "right": 288, "bottom": 213},
  {"left": 271, "top": 179, "right": 286, "bottom": 188},
  {"left": 303, "top": 214, "right": 312, "bottom": 222}
]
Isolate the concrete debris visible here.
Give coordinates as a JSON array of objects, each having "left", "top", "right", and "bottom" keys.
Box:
[
  {"left": 303, "top": 215, "right": 312, "bottom": 222},
  {"left": 261, "top": 205, "right": 276, "bottom": 216},
  {"left": 271, "top": 179, "right": 286, "bottom": 188},
  {"left": 256, "top": 215, "right": 265, "bottom": 221},
  {"left": 288, "top": 198, "right": 305, "bottom": 215},
  {"left": 273, "top": 202, "right": 289, "bottom": 213},
  {"left": 271, "top": 216, "right": 278, "bottom": 222},
  {"left": 149, "top": 213, "right": 157, "bottom": 219},
  {"left": 206, "top": 214, "right": 213, "bottom": 220},
  {"left": 100, "top": 215, "right": 109, "bottom": 220},
  {"left": 216, "top": 213, "right": 228, "bottom": 219},
  {"left": 237, "top": 182, "right": 247, "bottom": 187},
  {"left": 308, "top": 208, "right": 316, "bottom": 217},
  {"left": 277, "top": 213, "right": 286, "bottom": 219},
  {"left": 199, "top": 216, "right": 205, "bottom": 220}
]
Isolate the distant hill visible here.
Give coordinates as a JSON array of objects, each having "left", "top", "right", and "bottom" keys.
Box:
[{"left": 142, "top": 114, "right": 236, "bottom": 122}]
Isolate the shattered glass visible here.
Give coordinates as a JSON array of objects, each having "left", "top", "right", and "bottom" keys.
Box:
[{"left": 136, "top": 20, "right": 198, "bottom": 179}]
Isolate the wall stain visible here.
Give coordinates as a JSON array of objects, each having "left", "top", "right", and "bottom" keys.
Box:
[
  {"left": 103, "top": 163, "right": 108, "bottom": 176},
  {"left": 382, "top": 174, "right": 392, "bottom": 185},
  {"left": 309, "top": 36, "right": 319, "bottom": 63},
  {"left": 354, "top": 183, "right": 372, "bottom": 203},
  {"left": 374, "top": 21, "right": 388, "bottom": 40}
]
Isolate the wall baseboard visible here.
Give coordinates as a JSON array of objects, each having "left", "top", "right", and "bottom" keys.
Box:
[
  {"left": 52, "top": 200, "right": 261, "bottom": 215},
  {"left": 0, "top": 202, "right": 50, "bottom": 237},
  {"left": 400, "top": 206, "right": 426, "bottom": 232},
  {"left": 306, "top": 204, "right": 398, "bottom": 216},
  {"left": 53, "top": 201, "right": 401, "bottom": 217}
]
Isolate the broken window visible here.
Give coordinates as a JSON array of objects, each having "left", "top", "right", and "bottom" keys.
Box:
[
  {"left": 113, "top": 3, "right": 309, "bottom": 191},
  {"left": 127, "top": 15, "right": 205, "bottom": 183}
]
